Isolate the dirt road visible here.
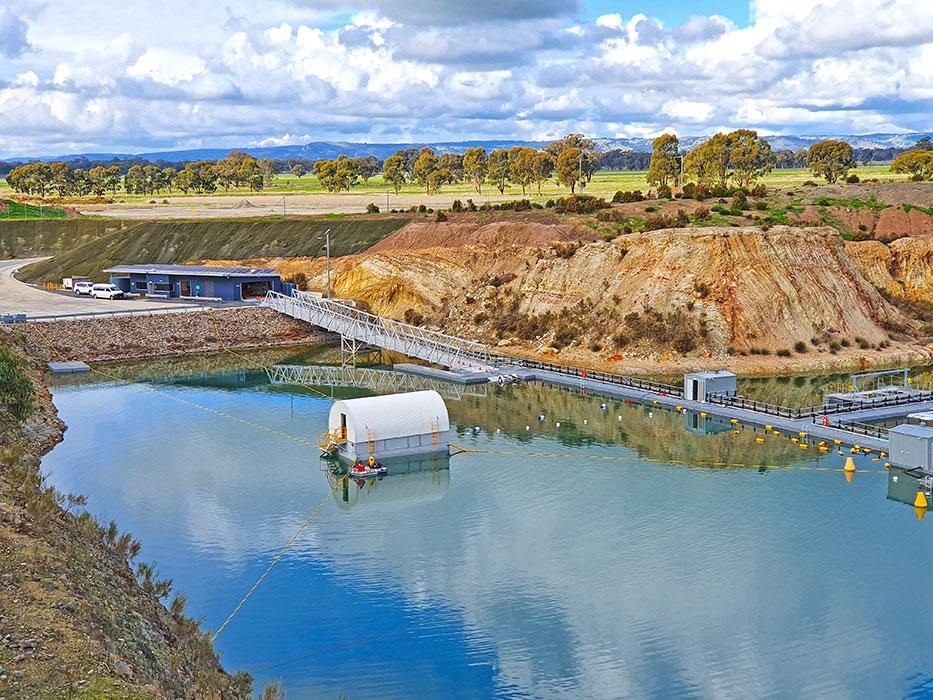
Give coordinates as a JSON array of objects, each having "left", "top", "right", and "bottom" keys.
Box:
[{"left": 0, "top": 258, "right": 201, "bottom": 317}]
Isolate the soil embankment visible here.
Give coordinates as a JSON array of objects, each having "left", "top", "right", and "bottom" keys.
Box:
[
  {"left": 0, "top": 329, "right": 258, "bottom": 697},
  {"left": 22, "top": 306, "right": 333, "bottom": 363},
  {"left": 846, "top": 238, "right": 933, "bottom": 305},
  {"left": 15, "top": 217, "right": 407, "bottom": 284}
]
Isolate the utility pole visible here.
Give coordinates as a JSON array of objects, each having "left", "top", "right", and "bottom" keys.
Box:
[{"left": 578, "top": 151, "right": 584, "bottom": 192}]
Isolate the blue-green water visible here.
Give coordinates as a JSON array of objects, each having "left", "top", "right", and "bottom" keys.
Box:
[{"left": 42, "top": 361, "right": 933, "bottom": 699}]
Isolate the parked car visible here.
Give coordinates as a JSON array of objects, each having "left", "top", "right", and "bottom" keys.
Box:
[
  {"left": 90, "top": 283, "right": 125, "bottom": 300},
  {"left": 73, "top": 281, "right": 94, "bottom": 296}
]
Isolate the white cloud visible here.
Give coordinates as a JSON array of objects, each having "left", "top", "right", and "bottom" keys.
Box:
[{"left": 0, "top": 0, "right": 930, "bottom": 156}]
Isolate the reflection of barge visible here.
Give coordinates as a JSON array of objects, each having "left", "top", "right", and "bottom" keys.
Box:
[{"left": 324, "top": 453, "right": 451, "bottom": 509}]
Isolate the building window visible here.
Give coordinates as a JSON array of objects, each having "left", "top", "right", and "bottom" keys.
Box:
[
  {"left": 134, "top": 281, "right": 148, "bottom": 291},
  {"left": 152, "top": 283, "right": 172, "bottom": 292}
]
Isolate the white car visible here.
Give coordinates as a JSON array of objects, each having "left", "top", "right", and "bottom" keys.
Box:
[
  {"left": 90, "top": 283, "right": 125, "bottom": 300},
  {"left": 73, "top": 281, "right": 94, "bottom": 296}
]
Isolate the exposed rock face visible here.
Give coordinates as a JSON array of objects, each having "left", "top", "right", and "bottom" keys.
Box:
[
  {"left": 283, "top": 225, "right": 912, "bottom": 354},
  {"left": 795, "top": 205, "right": 933, "bottom": 240},
  {"left": 846, "top": 238, "right": 933, "bottom": 304}
]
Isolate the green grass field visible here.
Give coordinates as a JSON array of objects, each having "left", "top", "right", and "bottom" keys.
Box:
[
  {"left": 0, "top": 200, "right": 68, "bottom": 219},
  {"left": 0, "top": 166, "right": 906, "bottom": 205}
]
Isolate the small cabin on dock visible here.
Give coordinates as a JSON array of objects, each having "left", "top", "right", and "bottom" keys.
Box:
[
  {"left": 683, "top": 371, "right": 737, "bottom": 403},
  {"left": 327, "top": 390, "right": 450, "bottom": 460},
  {"left": 889, "top": 424, "right": 933, "bottom": 473}
]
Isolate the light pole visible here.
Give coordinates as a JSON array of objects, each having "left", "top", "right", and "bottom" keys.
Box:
[{"left": 319, "top": 228, "right": 332, "bottom": 299}]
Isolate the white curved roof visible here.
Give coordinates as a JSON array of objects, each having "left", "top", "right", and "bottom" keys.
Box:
[{"left": 329, "top": 390, "right": 449, "bottom": 443}]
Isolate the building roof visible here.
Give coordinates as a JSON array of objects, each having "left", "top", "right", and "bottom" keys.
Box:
[
  {"left": 105, "top": 264, "right": 279, "bottom": 278},
  {"left": 890, "top": 423, "right": 933, "bottom": 438},
  {"left": 329, "top": 390, "right": 450, "bottom": 444},
  {"left": 685, "top": 370, "right": 736, "bottom": 379}
]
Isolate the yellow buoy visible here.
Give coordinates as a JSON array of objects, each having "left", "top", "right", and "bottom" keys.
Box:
[
  {"left": 819, "top": 446, "right": 829, "bottom": 452},
  {"left": 733, "top": 429, "right": 740, "bottom": 435},
  {"left": 872, "top": 457, "right": 880, "bottom": 462},
  {"left": 799, "top": 431, "right": 807, "bottom": 438},
  {"left": 837, "top": 450, "right": 845, "bottom": 456},
  {"left": 863, "top": 448, "right": 871, "bottom": 454},
  {"left": 730, "top": 418, "right": 739, "bottom": 425},
  {"left": 880, "top": 451, "right": 887, "bottom": 458},
  {"left": 914, "top": 491, "right": 928, "bottom": 509},
  {"left": 755, "top": 437, "right": 765, "bottom": 444},
  {"left": 884, "top": 462, "right": 891, "bottom": 468},
  {"left": 799, "top": 443, "right": 808, "bottom": 449},
  {"left": 676, "top": 405, "right": 682, "bottom": 411},
  {"left": 818, "top": 440, "right": 826, "bottom": 447},
  {"left": 791, "top": 437, "right": 799, "bottom": 444},
  {"left": 844, "top": 457, "right": 856, "bottom": 472},
  {"left": 699, "top": 411, "right": 707, "bottom": 417},
  {"left": 765, "top": 424, "right": 773, "bottom": 431},
  {"left": 772, "top": 430, "right": 781, "bottom": 436},
  {"left": 834, "top": 439, "right": 842, "bottom": 445}
]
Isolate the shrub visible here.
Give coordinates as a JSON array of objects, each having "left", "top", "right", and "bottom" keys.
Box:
[
  {"left": 793, "top": 340, "right": 808, "bottom": 353},
  {"left": 644, "top": 209, "right": 690, "bottom": 231},
  {"left": 0, "top": 346, "right": 34, "bottom": 422},
  {"left": 776, "top": 348, "right": 791, "bottom": 357},
  {"left": 755, "top": 201, "right": 768, "bottom": 211},
  {"left": 680, "top": 182, "right": 710, "bottom": 200},
  {"left": 451, "top": 199, "right": 464, "bottom": 212},
  {"left": 545, "top": 199, "right": 555, "bottom": 208},
  {"left": 283, "top": 271, "right": 308, "bottom": 290},
  {"left": 750, "top": 184, "right": 767, "bottom": 197},
  {"left": 840, "top": 338, "right": 852, "bottom": 347},
  {"left": 623, "top": 308, "right": 707, "bottom": 354},
  {"left": 846, "top": 174, "right": 860, "bottom": 183},
  {"left": 487, "top": 272, "right": 516, "bottom": 287},
  {"left": 553, "top": 195, "right": 610, "bottom": 214},
  {"left": 855, "top": 336, "right": 871, "bottom": 349},
  {"left": 693, "top": 207, "right": 710, "bottom": 221},
  {"left": 435, "top": 211, "right": 447, "bottom": 222},
  {"left": 732, "top": 193, "right": 749, "bottom": 210},
  {"left": 403, "top": 308, "right": 424, "bottom": 325},
  {"left": 550, "top": 241, "right": 581, "bottom": 258},
  {"left": 803, "top": 180, "right": 818, "bottom": 186},
  {"left": 612, "top": 190, "right": 645, "bottom": 203},
  {"left": 366, "top": 202, "right": 380, "bottom": 213},
  {"left": 656, "top": 184, "right": 672, "bottom": 199},
  {"left": 645, "top": 205, "right": 658, "bottom": 212},
  {"left": 417, "top": 204, "right": 427, "bottom": 213},
  {"left": 466, "top": 198, "right": 477, "bottom": 211}
]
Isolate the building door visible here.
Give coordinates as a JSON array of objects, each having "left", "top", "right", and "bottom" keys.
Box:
[
  {"left": 690, "top": 379, "right": 699, "bottom": 401},
  {"left": 180, "top": 280, "right": 192, "bottom": 296}
]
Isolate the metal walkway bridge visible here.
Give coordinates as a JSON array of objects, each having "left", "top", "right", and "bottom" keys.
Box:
[
  {"left": 263, "top": 291, "right": 494, "bottom": 371},
  {"left": 266, "top": 364, "right": 487, "bottom": 399}
]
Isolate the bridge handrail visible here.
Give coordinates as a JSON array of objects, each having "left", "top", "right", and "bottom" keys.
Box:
[
  {"left": 264, "top": 291, "right": 491, "bottom": 361},
  {"left": 507, "top": 356, "right": 684, "bottom": 397},
  {"left": 709, "top": 390, "right": 933, "bottom": 419}
]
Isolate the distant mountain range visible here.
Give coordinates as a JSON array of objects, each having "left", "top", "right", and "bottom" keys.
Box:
[{"left": 6, "top": 132, "right": 931, "bottom": 164}]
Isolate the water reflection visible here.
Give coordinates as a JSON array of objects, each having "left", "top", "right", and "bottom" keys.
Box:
[
  {"left": 38, "top": 355, "right": 933, "bottom": 698},
  {"left": 325, "top": 454, "right": 451, "bottom": 510}
]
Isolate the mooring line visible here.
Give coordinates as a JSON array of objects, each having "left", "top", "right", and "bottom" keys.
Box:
[
  {"left": 448, "top": 443, "right": 885, "bottom": 474},
  {"left": 29, "top": 321, "right": 317, "bottom": 447},
  {"left": 209, "top": 479, "right": 341, "bottom": 643}
]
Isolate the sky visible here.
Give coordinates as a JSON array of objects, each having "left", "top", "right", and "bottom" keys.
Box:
[{"left": 0, "top": 0, "right": 930, "bottom": 157}]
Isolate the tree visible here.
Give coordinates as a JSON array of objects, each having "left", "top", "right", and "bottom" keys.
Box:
[
  {"left": 50, "top": 162, "right": 73, "bottom": 197},
  {"left": 174, "top": 168, "right": 194, "bottom": 194},
  {"left": 411, "top": 148, "right": 438, "bottom": 194},
  {"left": 727, "top": 129, "right": 774, "bottom": 187},
  {"left": 290, "top": 163, "right": 307, "bottom": 178},
  {"left": 532, "top": 151, "right": 554, "bottom": 194},
  {"left": 382, "top": 154, "right": 407, "bottom": 194},
  {"left": 427, "top": 168, "right": 453, "bottom": 194},
  {"left": 647, "top": 134, "right": 680, "bottom": 189},
  {"left": 437, "top": 153, "right": 463, "bottom": 182},
  {"left": 486, "top": 149, "right": 510, "bottom": 194},
  {"left": 555, "top": 147, "right": 582, "bottom": 193},
  {"left": 684, "top": 133, "right": 728, "bottom": 185},
  {"left": 257, "top": 158, "right": 276, "bottom": 188},
  {"left": 462, "top": 147, "right": 486, "bottom": 194},
  {"left": 545, "top": 134, "right": 598, "bottom": 181},
  {"left": 124, "top": 165, "right": 145, "bottom": 195},
  {"left": 891, "top": 150, "right": 933, "bottom": 180},
  {"left": 161, "top": 167, "right": 176, "bottom": 194},
  {"left": 508, "top": 147, "right": 537, "bottom": 195},
  {"left": 806, "top": 140, "right": 855, "bottom": 183},
  {"left": 353, "top": 156, "right": 380, "bottom": 184},
  {"left": 88, "top": 166, "right": 108, "bottom": 196}
]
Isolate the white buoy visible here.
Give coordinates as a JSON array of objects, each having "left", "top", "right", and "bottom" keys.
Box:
[
  {"left": 618, "top": 416, "right": 622, "bottom": 421},
  {"left": 584, "top": 419, "right": 588, "bottom": 425},
  {"left": 649, "top": 411, "right": 654, "bottom": 417},
  {"left": 893, "top": 475, "right": 899, "bottom": 482},
  {"left": 556, "top": 421, "right": 561, "bottom": 428},
  {"left": 525, "top": 425, "right": 530, "bottom": 431},
  {"left": 473, "top": 426, "right": 481, "bottom": 433},
  {"left": 496, "top": 428, "right": 501, "bottom": 433},
  {"left": 537, "top": 415, "right": 545, "bottom": 422},
  {"left": 600, "top": 403, "right": 607, "bottom": 410}
]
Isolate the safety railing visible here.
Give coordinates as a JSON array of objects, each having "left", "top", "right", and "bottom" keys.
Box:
[
  {"left": 823, "top": 419, "right": 890, "bottom": 439},
  {"left": 508, "top": 356, "right": 684, "bottom": 398},
  {"left": 263, "top": 291, "right": 494, "bottom": 371},
  {"left": 708, "top": 390, "right": 933, "bottom": 420},
  {"left": 318, "top": 426, "right": 347, "bottom": 450}
]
